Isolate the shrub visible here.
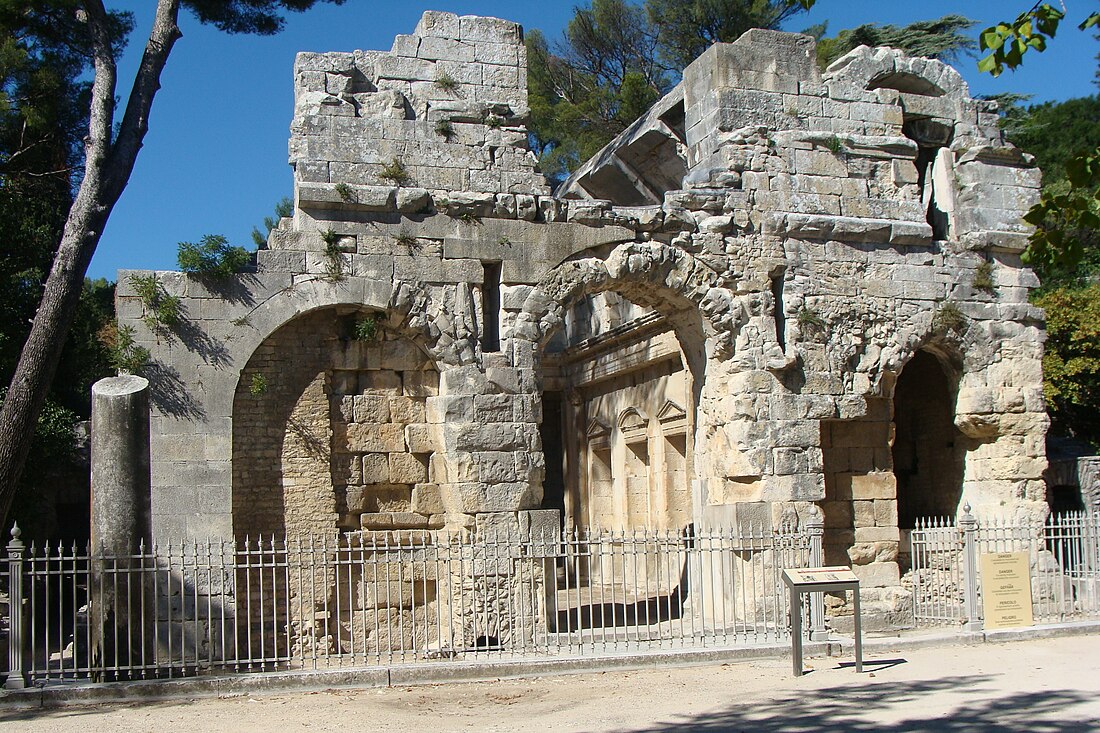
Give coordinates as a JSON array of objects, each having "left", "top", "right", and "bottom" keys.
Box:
[
  {"left": 379, "top": 158, "right": 411, "bottom": 186},
  {"left": 177, "top": 234, "right": 251, "bottom": 280},
  {"left": 129, "top": 274, "right": 182, "bottom": 332}
]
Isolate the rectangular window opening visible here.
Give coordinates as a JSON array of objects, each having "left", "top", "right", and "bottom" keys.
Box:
[
  {"left": 771, "top": 272, "right": 786, "bottom": 352},
  {"left": 482, "top": 261, "right": 502, "bottom": 353}
]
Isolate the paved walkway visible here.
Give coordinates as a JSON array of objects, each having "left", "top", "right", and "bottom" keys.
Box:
[{"left": 1, "top": 634, "right": 1098, "bottom": 732}]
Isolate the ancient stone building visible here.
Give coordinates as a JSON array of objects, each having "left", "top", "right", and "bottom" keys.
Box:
[{"left": 119, "top": 12, "right": 1048, "bottom": 627}]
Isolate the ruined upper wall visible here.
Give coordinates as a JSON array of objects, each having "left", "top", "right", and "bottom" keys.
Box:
[
  {"left": 559, "top": 30, "right": 1038, "bottom": 255},
  {"left": 290, "top": 10, "right": 549, "bottom": 208}
]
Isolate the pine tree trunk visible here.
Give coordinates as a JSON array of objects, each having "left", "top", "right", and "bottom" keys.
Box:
[{"left": 0, "top": 0, "right": 182, "bottom": 529}]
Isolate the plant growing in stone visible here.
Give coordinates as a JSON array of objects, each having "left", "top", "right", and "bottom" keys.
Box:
[
  {"left": 973, "top": 261, "right": 997, "bottom": 294},
  {"left": 797, "top": 307, "right": 825, "bottom": 328},
  {"left": 395, "top": 230, "right": 417, "bottom": 248},
  {"left": 484, "top": 113, "right": 504, "bottom": 129},
  {"left": 933, "top": 300, "right": 967, "bottom": 333},
  {"left": 320, "top": 229, "right": 347, "bottom": 282},
  {"left": 434, "top": 71, "right": 459, "bottom": 93},
  {"left": 129, "top": 274, "right": 182, "bottom": 333},
  {"left": 353, "top": 313, "right": 382, "bottom": 341},
  {"left": 797, "top": 307, "right": 826, "bottom": 337},
  {"left": 456, "top": 211, "right": 482, "bottom": 225},
  {"left": 249, "top": 373, "right": 268, "bottom": 397},
  {"left": 379, "top": 158, "right": 411, "bottom": 186},
  {"left": 177, "top": 234, "right": 252, "bottom": 280},
  {"left": 106, "top": 323, "right": 151, "bottom": 376},
  {"left": 823, "top": 135, "right": 844, "bottom": 154},
  {"left": 434, "top": 119, "right": 455, "bottom": 140},
  {"left": 334, "top": 182, "right": 355, "bottom": 203}
]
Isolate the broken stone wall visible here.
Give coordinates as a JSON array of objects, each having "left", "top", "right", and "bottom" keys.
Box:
[{"left": 120, "top": 15, "right": 1049, "bottom": 635}]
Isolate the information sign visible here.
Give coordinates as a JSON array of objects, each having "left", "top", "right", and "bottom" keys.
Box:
[{"left": 980, "top": 551, "right": 1034, "bottom": 630}]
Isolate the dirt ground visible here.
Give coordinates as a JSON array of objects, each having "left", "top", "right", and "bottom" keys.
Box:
[{"left": 2, "top": 634, "right": 1098, "bottom": 732}]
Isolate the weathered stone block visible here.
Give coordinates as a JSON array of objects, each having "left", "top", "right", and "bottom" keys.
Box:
[
  {"left": 353, "top": 395, "right": 391, "bottom": 423},
  {"left": 850, "top": 472, "right": 896, "bottom": 500},
  {"left": 389, "top": 453, "right": 428, "bottom": 483},
  {"left": 361, "top": 453, "right": 391, "bottom": 484},
  {"left": 347, "top": 423, "right": 405, "bottom": 453}
]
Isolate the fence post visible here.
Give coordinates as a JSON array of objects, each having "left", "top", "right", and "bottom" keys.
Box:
[
  {"left": 959, "top": 504, "right": 981, "bottom": 631},
  {"left": 4, "top": 523, "right": 26, "bottom": 690},
  {"left": 806, "top": 506, "right": 828, "bottom": 641}
]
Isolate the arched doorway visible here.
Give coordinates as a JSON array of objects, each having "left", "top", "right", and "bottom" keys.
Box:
[{"left": 893, "top": 349, "right": 965, "bottom": 528}]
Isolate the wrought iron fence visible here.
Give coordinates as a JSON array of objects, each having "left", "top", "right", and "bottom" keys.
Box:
[
  {"left": 1, "top": 521, "right": 819, "bottom": 687},
  {"left": 911, "top": 508, "right": 1100, "bottom": 628}
]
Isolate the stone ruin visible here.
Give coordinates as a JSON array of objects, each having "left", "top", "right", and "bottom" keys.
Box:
[{"left": 116, "top": 12, "right": 1048, "bottom": 634}]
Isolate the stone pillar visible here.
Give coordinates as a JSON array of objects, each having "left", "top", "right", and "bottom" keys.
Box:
[
  {"left": 91, "top": 375, "right": 151, "bottom": 553},
  {"left": 89, "top": 375, "right": 151, "bottom": 679}
]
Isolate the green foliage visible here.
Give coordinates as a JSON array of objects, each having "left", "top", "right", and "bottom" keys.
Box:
[
  {"left": 456, "top": 211, "right": 482, "bottom": 225},
  {"left": 526, "top": 0, "right": 669, "bottom": 183},
  {"left": 129, "top": 274, "right": 182, "bottom": 333},
  {"left": 815, "top": 15, "right": 976, "bottom": 69},
  {"left": 976, "top": 3, "right": 1099, "bottom": 76},
  {"left": 973, "top": 261, "right": 997, "bottom": 295},
  {"left": 484, "top": 114, "right": 504, "bottom": 129},
  {"left": 105, "top": 323, "right": 150, "bottom": 375},
  {"left": 334, "top": 182, "right": 355, "bottom": 202},
  {"left": 251, "top": 197, "right": 294, "bottom": 247},
  {"left": 249, "top": 373, "right": 268, "bottom": 397},
  {"left": 797, "top": 307, "right": 825, "bottom": 328},
  {"left": 932, "top": 301, "right": 966, "bottom": 334},
  {"left": 395, "top": 231, "right": 417, "bottom": 248},
  {"left": 177, "top": 234, "right": 252, "bottom": 280},
  {"left": 823, "top": 135, "right": 844, "bottom": 154},
  {"left": 1023, "top": 152, "right": 1100, "bottom": 281},
  {"left": 1034, "top": 285, "right": 1100, "bottom": 446},
  {"left": 645, "top": 0, "right": 808, "bottom": 70},
  {"left": 379, "top": 158, "right": 411, "bottom": 186},
  {"left": 995, "top": 96, "right": 1100, "bottom": 288},
  {"left": 320, "top": 230, "right": 346, "bottom": 281},
  {"left": 434, "top": 72, "right": 459, "bottom": 93},
  {"left": 353, "top": 313, "right": 382, "bottom": 342},
  {"left": 434, "top": 120, "right": 455, "bottom": 139},
  {"left": 528, "top": 0, "right": 818, "bottom": 182}
]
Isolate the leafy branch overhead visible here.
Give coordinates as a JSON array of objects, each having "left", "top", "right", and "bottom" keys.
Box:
[{"left": 978, "top": 3, "right": 1100, "bottom": 76}]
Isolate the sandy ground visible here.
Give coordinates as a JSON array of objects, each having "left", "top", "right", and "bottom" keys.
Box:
[{"left": 2, "top": 635, "right": 1099, "bottom": 732}]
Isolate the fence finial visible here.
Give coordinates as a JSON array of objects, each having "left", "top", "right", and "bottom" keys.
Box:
[{"left": 7, "top": 521, "right": 23, "bottom": 551}]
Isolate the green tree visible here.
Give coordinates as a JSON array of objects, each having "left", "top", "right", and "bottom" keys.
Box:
[
  {"left": 1034, "top": 286, "right": 1100, "bottom": 446},
  {"left": 251, "top": 196, "right": 293, "bottom": 247},
  {"left": 0, "top": 0, "right": 343, "bottom": 531},
  {"left": 814, "top": 15, "right": 976, "bottom": 69},
  {"left": 528, "top": 0, "right": 806, "bottom": 183},
  {"left": 645, "top": 0, "right": 807, "bottom": 70}
]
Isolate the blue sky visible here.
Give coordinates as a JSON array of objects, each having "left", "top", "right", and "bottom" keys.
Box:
[{"left": 88, "top": 0, "right": 1100, "bottom": 281}]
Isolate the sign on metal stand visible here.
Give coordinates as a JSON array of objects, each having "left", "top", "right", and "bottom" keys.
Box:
[{"left": 783, "top": 566, "right": 862, "bottom": 677}]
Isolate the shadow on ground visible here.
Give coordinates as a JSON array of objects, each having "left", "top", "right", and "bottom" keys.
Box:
[{"left": 615, "top": 673, "right": 1099, "bottom": 733}]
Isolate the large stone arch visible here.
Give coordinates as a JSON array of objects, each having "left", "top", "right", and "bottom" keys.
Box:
[
  {"left": 514, "top": 241, "right": 736, "bottom": 530},
  {"left": 230, "top": 297, "right": 444, "bottom": 539}
]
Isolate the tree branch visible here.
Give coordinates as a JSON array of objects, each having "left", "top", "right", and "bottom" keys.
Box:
[{"left": 103, "top": 0, "right": 182, "bottom": 202}]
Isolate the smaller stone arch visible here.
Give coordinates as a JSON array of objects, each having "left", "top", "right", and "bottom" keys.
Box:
[{"left": 824, "top": 45, "right": 970, "bottom": 99}]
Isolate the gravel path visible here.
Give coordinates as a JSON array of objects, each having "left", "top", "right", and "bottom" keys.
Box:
[{"left": 2, "top": 634, "right": 1098, "bottom": 732}]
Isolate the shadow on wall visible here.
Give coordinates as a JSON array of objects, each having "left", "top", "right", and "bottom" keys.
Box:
[{"left": 620, "top": 675, "right": 1098, "bottom": 733}]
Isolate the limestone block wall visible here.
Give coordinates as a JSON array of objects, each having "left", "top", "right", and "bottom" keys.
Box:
[{"left": 121, "top": 13, "right": 1048, "bottom": 633}]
